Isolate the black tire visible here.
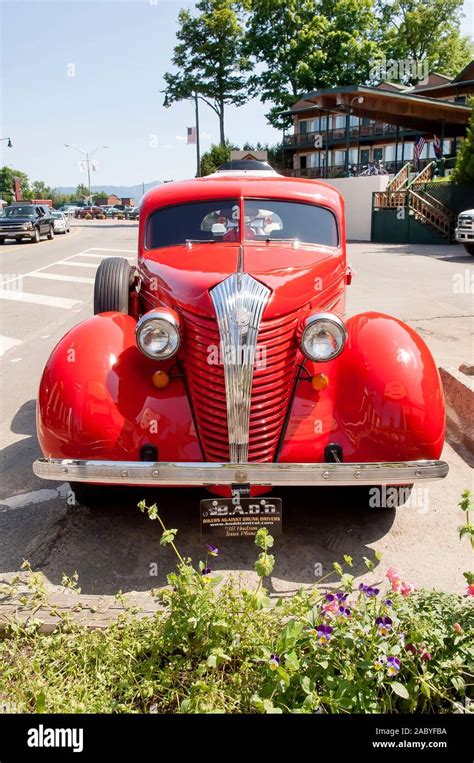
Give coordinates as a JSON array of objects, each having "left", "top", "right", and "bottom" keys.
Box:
[
  {"left": 47, "top": 224, "right": 54, "bottom": 240},
  {"left": 463, "top": 243, "right": 474, "bottom": 256},
  {"left": 93, "top": 256, "right": 133, "bottom": 315},
  {"left": 33, "top": 227, "right": 40, "bottom": 243},
  {"left": 0, "top": 239, "right": 4, "bottom": 245}
]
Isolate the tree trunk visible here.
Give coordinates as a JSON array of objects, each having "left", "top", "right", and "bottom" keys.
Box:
[{"left": 219, "top": 102, "right": 225, "bottom": 147}]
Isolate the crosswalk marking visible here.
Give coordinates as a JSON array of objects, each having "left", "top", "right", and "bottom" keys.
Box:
[
  {"left": 0, "top": 289, "right": 81, "bottom": 309},
  {"left": 57, "top": 260, "right": 100, "bottom": 268},
  {"left": 0, "top": 335, "right": 21, "bottom": 357},
  {"left": 29, "top": 272, "right": 95, "bottom": 284},
  {"left": 90, "top": 247, "right": 136, "bottom": 253}
]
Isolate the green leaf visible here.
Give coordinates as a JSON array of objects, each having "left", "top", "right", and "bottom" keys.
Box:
[
  {"left": 35, "top": 692, "right": 46, "bottom": 713},
  {"left": 363, "top": 556, "right": 374, "bottom": 571},
  {"left": 343, "top": 554, "right": 353, "bottom": 567},
  {"left": 255, "top": 553, "right": 275, "bottom": 578},
  {"left": 391, "top": 682, "right": 409, "bottom": 700},
  {"left": 160, "top": 529, "right": 177, "bottom": 546}
]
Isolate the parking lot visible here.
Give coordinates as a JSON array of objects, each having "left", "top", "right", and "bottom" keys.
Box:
[{"left": 0, "top": 223, "right": 472, "bottom": 601}]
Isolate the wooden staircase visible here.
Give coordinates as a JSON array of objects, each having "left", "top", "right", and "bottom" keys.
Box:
[{"left": 374, "top": 161, "right": 454, "bottom": 240}]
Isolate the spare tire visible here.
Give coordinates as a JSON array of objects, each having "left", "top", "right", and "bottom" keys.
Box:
[{"left": 94, "top": 257, "right": 134, "bottom": 314}]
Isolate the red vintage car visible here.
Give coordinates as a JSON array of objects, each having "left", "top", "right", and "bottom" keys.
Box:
[{"left": 34, "top": 161, "right": 448, "bottom": 513}]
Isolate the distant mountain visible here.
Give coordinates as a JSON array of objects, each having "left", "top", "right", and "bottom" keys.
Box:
[{"left": 56, "top": 181, "right": 163, "bottom": 200}]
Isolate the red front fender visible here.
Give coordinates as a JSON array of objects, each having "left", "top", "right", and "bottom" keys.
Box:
[
  {"left": 279, "top": 312, "right": 445, "bottom": 463},
  {"left": 37, "top": 312, "right": 202, "bottom": 462}
]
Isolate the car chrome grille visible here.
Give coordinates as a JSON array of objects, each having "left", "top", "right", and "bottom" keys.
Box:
[{"left": 182, "top": 307, "right": 299, "bottom": 462}]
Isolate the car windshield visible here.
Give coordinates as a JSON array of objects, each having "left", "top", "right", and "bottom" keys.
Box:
[
  {"left": 243, "top": 199, "right": 338, "bottom": 247},
  {"left": 52, "top": 212, "right": 62, "bottom": 218},
  {"left": 146, "top": 199, "right": 240, "bottom": 249},
  {"left": 4, "top": 206, "right": 36, "bottom": 218}
]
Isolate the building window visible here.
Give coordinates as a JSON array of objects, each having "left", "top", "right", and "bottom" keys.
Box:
[
  {"left": 384, "top": 145, "right": 395, "bottom": 161},
  {"left": 334, "top": 150, "right": 345, "bottom": 165},
  {"left": 334, "top": 115, "right": 345, "bottom": 129},
  {"left": 374, "top": 147, "right": 383, "bottom": 162},
  {"left": 299, "top": 120, "right": 308, "bottom": 134}
]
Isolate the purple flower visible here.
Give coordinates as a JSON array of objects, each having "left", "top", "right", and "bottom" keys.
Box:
[
  {"left": 325, "top": 593, "right": 335, "bottom": 602},
  {"left": 269, "top": 654, "right": 280, "bottom": 671},
  {"left": 206, "top": 544, "right": 219, "bottom": 557},
  {"left": 316, "top": 624, "right": 333, "bottom": 645},
  {"left": 201, "top": 567, "right": 212, "bottom": 576},
  {"left": 336, "top": 593, "right": 348, "bottom": 602},
  {"left": 359, "top": 584, "right": 379, "bottom": 597},
  {"left": 384, "top": 599, "right": 393, "bottom": 607},
  {"left": 339, "top": 606, "right": 351, "bottom": 617},
  {"left": 374, "top": 655, "right": 386, "bottom": 671},
  {"left": 386, "top": 656, "right": 401, "bottom": 676},
  {"left": 376, "top": 616, "right": 393, "bottom": 636}
]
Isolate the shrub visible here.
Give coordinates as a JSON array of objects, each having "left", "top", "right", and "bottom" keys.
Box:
[{"left": 0, "top": 504, "right": 472, "bottom": 714}]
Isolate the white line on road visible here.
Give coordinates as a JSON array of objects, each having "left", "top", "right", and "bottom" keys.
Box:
[
  {"left": 89, "top": 247, "right": 136, "bottom": 253},
  {"left": 0, "top": 289, "right": 81, "bottom": 309},
  {"left": 0, "top": 335, "right": 21, "bottom": 357},
  {"left": 0, "top": 483, "right": 70, "bottom": 512},
  {"left": 0, "top": 249, "right": 100, "bottom": 287},
  {"left": 30, "top": 272, "right": 95, "bottom": 284},
  {"left": 57, "top": 260, "right": 100, "bottom": 268}
]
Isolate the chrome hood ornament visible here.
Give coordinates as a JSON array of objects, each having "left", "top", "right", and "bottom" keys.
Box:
[{"left": 210, "top": 270, "right": 270, "bottom": 463}]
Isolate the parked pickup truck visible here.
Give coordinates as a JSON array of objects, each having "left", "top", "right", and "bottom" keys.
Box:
[{"left": 455, "top": 209, "right": 474, "bottom": 255}]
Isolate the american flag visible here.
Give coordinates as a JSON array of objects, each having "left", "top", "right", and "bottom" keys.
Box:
[
  {"left": 433, "top": 134, "right": 442, "bottom": 160},
  {"left": 186, "top": 127, "right": 196, "bottom": 145},
  {"left": 414, "top": 135, "right": 426, "bottom": 161}
]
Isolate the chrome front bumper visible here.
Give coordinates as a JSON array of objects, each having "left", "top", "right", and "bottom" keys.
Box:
[{"left": 33, "top": 458, "right": 449, "bottom": 486}]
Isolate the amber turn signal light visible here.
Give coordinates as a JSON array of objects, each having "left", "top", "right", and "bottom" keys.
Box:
[
  {"left": 312, "top": 373, "right": 329, "bottom": 391},
  {"left": 152, "top": 370, "right": 170, "bottom": 389}
]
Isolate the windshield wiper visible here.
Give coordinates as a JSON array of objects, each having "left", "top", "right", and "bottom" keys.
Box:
[
  {"left": 263, "top": 237, "right": 301, "bottom": 247},
  {"left": 185, "top": 239, "right": 218, "bottom": 248}
]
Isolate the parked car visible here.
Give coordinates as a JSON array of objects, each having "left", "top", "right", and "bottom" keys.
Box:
[
  {"left": 34, "top": 160, "right": 448, "bottom": 510},
  {"left": 51, "top": 210, "right": 70, "bottom": 234},
  {"left": 0, "top": 203, "right": 54, "bottom": 244},
  {"left": 455, "top": 209, "right": 474, "bottom": 255},
  {"left": 127, "top": 207, "right": 140, "bottom": 221},
  {"left": 124, "top": 206, "right": 137, "bottom": 219},
  {"left": 75, "top": 206, "right": 106, "bottom": 219}
]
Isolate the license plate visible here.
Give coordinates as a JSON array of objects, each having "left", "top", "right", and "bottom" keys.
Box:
[{"left": 200, "top": 496, "right": 282, "bottom": 538}]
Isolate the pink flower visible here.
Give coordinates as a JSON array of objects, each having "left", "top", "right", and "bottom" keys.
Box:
[
  {"left": 400, "top": 581, "right": 415, "bottom": 597},
  {"left": 467, "top": 584, "right": 474, "bottom": 597},
  {"left": 453, "top": 623, "right": 463, "bottom": 633},
  {"left": 386, "top": 567, "right": 402, "bottom": 591}
]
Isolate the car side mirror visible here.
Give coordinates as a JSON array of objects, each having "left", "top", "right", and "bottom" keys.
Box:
[{"left": 211, "top": 223, "right": 226, "bottom": 237}]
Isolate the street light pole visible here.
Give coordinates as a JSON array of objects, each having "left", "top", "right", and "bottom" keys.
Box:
[
  {"left": 194, "top": 91, "right": 201, "bottom": 178},
  {"left": 0, "top": 137, "right": 13, "bottom": 148},
  {"left": 64, "top": 144, "right": 108, "bottom": 203}
]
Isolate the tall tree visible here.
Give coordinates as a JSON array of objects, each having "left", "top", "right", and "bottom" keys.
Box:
[
  {"left": 245, "top": 0, "right": 381, "bottom": 128},
  {"left": 376, "top": 0, "right": 473, "bottom": 83},
  {"left": 0, "top": 167, "right": 31, "bottom": 202},
  {"left": 451, "top": 112, "right": 474, "bottom": 185},
  {"left": 163, "top": 0, "right": 251, "bottom": 145}
]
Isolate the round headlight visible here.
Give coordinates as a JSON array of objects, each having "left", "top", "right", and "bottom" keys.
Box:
[
  {"left": 136, "top": 309, "right": 181, "bottom": 359},
  {"left": 300, "top": 312, "right": 346, "bottom": 362}
]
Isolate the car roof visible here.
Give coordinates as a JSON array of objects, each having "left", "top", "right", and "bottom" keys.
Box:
[{"left": 141, "top": 174, "right": 344, "bottom": 219}]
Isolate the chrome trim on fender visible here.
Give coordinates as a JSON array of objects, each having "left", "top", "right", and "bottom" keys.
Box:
[
  {"left": 33, "top": 458, "right": 449, "bottom": 486},
  {"left": 210, "top": 272, "right": 271, "bottom": 462}
]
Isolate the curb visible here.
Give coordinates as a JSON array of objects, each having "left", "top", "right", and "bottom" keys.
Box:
[{"left": 439, "top": 365, "right": 474, "bottom": 454}]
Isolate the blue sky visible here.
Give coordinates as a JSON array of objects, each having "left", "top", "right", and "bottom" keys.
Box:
[{"left": 1, "top": 0, "right": 473, "bottom": 188}]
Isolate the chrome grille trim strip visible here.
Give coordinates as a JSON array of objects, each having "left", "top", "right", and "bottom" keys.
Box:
[{"left": 210, "top": 273, "right": 271, "bottom": 463}]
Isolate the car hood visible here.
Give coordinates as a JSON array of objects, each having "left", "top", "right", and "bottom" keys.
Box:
[
  {"left": 0, "top": 216, "right": 35, "bottom": 224},
  {"left": 140, "top": 242, "right": 345, "bottom": 319}
]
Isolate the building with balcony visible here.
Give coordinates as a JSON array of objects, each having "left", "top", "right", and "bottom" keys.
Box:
[{"left": 282, "top": 62, "right": 473, "bottom": 179}]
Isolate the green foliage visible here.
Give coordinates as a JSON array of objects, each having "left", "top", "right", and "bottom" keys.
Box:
[
  {"left": 1, "top": 503, "right": 472, "bottom": 714},
  {"left": 376, "top": 0, "right": 473, "bottom": 83},
  {"left": 163, "top": 0, "right": 251, "bottom": 144},
  {"left": 451, "top": 113, "right": 474, "bottom": 185},
  {"left": 199, "top": 141, "right": 237, "bottom": 176},
  {"left": 0, "top": 166, "right": 32, "bottom": 202},
  {"left": 245, "top": 0, "right": 381, "bottom": 128}
]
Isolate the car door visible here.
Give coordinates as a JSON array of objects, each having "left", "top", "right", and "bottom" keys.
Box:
[{"left": 35, "top": 207, "right": 45, "bottom": 234}]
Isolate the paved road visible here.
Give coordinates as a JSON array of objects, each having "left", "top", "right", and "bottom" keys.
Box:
[{"left": 0, "top": 225, "right": 472, "bottom": 598}]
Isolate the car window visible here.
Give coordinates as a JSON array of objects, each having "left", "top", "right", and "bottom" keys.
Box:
[
  {"left": 5, "top": 206, "right": 36, "bottom": 218},
  {"left": 146, "top": 199, "right": 239, "bottom": 249},
  {"left": 244, "top": 199, "right": 338, "bottom": 247}
]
